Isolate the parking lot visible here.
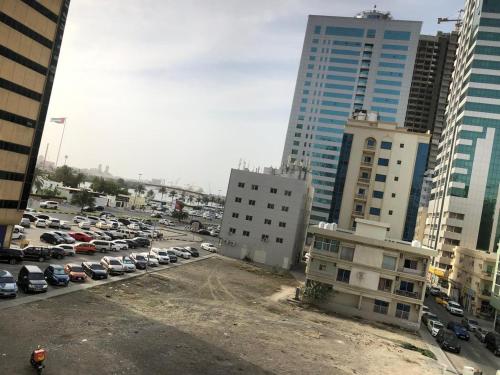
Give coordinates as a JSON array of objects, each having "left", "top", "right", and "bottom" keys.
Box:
[{"left": 422, "top": 295, "right": 500, "bottom": 374}]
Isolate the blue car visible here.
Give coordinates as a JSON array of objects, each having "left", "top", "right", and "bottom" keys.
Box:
[
  {"left": 447, "top": 321, "right": 470, "bottom": 340},
  {"left": 44, "top": 264, "right": 70, "bottom": 286}
]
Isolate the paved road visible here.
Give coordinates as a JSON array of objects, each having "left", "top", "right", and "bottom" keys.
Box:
[{"left": 424, "top": 296, "right": 500, "bottom": 375}]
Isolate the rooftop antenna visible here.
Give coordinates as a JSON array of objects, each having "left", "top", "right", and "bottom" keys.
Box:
[{"left": 238, "top": 158, "right": 242, "bottom": 169}]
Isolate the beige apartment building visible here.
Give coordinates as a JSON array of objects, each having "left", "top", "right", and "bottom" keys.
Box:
[
  {"left": 305, "top": 219, "right": 436, "bottom": 331},
  {"left": 0, "top": 0, "right": 70, "bottom": 247},
  {"left": 330, "top": 113, "right": 430, "bottom": 242}
]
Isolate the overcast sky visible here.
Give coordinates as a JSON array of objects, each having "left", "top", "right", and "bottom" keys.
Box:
[{"left": 42, "top": 0, "right": 457, "bottom": 194}]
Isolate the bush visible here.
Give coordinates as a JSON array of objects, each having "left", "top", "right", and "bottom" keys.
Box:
[{"left": 302, "top": 281, "right": 332, "bottom": 302}]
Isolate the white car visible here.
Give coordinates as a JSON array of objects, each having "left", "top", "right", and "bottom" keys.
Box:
[
  {"left": 20, "top": 217, "right": 31, "bottom": 228},
  {"left": 100, "top": 256, "right": 125, "bottom": 275},
  {"left": 427, "top": 319, "right": 444, "bottom": 337},
  {"left": 201, "top": 242, "right": 217, "bottom": 252},
  {"left": 40, "top": 201, "right": 58, "bottom": 209},
  {"left": 55, "top": 244, "right": 75, "bottom": 256},
  {"left": 47, "top": 217, "right": 60, "bottom": 229},
  {"left": 128, "top": 223, "right": 140, "bottom": 230},
  {"left": 150, "top": 248, "right": 170, "bottom": 264},
  {"left": 35, "top": 219, "right": 47, "bottom": 228},
  {"left": 73, "top": 215, "right": 87, "bottom": 223},
  {"left": 159, "top": 219, "right": 173, "bottom": 226},
  {"left": 79, "top": 221, "right": 91, "bottom": 230},
  {"left": 446, "top": 301, "right": 464, "bottom": 316},
  {"left": 96, "top": 221, "right": 111, "bottom": 230},
  {"left": 140, "top": 252, "right": 159, "bottom": 267},
  {"left": 14, "top": 224, "right": 25, "bottom": 233},
  {"left": 92, "top": 231, "right": 112, "bottom": 241},
  {"left": 59, "top": 220, "right": 71, "bottom": 230},
  {"left": 112, "top": 240, "right": 128, "bottom": 251}
]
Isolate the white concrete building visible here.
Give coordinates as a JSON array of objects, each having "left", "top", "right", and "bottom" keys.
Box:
[
  {"left": 305, "top": 219, "right": 436, "bottom": 331},
  {"left": 281, "top": 10, "right": 421, "bottom": 222},
  {"left": 220, "top": 165, "right": 313, "bottom": 269}
]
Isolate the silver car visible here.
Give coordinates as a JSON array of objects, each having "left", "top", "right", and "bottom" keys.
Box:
[
  {"left": 120, "top": 256, "right": 136, "bottom": 272},
  {"left": 100, "top": 256, "right": 125, "bottom": 275},
  {"left": 0, "top": 270, "right": 17, "bottom": 297}
]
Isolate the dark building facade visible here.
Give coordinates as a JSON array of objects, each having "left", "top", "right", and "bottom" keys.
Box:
[{"left": 0, "top": 0, "right": 70, "bottom": 247}]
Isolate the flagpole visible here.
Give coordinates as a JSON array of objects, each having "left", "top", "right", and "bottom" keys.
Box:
[{"left": 54, "top": 118, "right": 66, "bottom": 169}]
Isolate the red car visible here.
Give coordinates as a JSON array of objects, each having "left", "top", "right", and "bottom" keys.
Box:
[
  {"left": 74, "top": 242, "right": 96, "bottom": 254},
  {"left": 68, "top": 232, "right": 92, "bottom": 242},
  {"left": 64, "top": 263, "right": 87, "bottom": 282}
]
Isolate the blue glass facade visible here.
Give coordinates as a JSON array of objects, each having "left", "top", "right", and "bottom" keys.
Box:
[{"left": 329, "top": 133, "right": 353, "bottom": 223}]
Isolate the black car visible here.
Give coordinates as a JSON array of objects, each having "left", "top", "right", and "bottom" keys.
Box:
[
  {"left": 485, "top": 332, "right": 500, "bottom": 356},
  {"left": 166, "top": 250, "right": 178, "bottom": 263},
  {"left": 22, "top": 246, "right": 51, "bottom": 262},
  {"left": 44, "top": 265, "right": 70, "bottom": 286},
  {"left": 436, "top": 329, "right": 460, "bottom": 354},
  {"left": 17, "top": 265, "right": 48, "bottom": 293},
  {"left": 82, "top": 262, "right": 108, "bottom": 280},
  {"left": 129, "top": 253, "right": 147, "bottom": 269},
  {"left": 185, "top": 247, "right": 199, "bottom": 257},
  {"left": 132, "top": 237, "right": 150, "bottom": 247},
  {"left": 22, "top": 213, "right": 38, "bottom": 222},
  {"left": 197, "top": 229, "right": 210, "bottom": 235},
  {"left": 118, "top": 218, "right": 131, "bottom": 226},
  {"left": 94, "top": 206, "right": 105, "bottom": 211},
  {"left": 0, "top": 248, "right": 24, "bottom": 264},
  {"left": 35, "top": 214, "right": 50, "bottom": 221},
  {"left": 124, "top": 239, "right": 137, "bottom": 249},
  {"left": 49, "top": 246, "right": 66, "bottom": 260},
  {"left": 40, "top": 232, "right": 63, "bottom": 245},
  {"left": 52, "top": 231, "right": 76, "bottom": 244}
]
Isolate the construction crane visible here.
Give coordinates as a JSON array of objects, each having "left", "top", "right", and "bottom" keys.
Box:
[{"left": 438, "top": 9, "right": 464, "bottom": 30}]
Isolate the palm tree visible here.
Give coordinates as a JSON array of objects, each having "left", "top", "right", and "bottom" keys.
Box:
[
  {"left": 32, "top": 167, "right": 45, "bottom": 193},
  {"left": 159, "top": 186, "right": 167, "bottom": 203},
  {"left": 188, "top": 195, "right": 195, "bottom": 204},
  {"left": 135, "top": 184, "right": 145, "bottom": 196},
  {"left": 146, "top": 189, "right": 155, "bottom": 200},
  {"left": 180, "top": 192, "right": 186, "bottom": 202},
  {"left": 169, "top": 189, "right": 176, "bottom": 202}
]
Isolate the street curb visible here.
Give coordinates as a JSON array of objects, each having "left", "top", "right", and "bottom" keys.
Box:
[
  {"left": 419, "top": 326, "right": 459, "bottom": 374},
  {"left": 0, "top": 253, "right": 216, "bottom": 311}
]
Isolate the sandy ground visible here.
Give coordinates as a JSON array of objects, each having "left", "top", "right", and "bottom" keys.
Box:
[{"left": 0, "top": 256, "right": 445, "bottom": 374}]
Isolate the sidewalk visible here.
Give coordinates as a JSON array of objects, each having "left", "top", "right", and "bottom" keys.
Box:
[{"left": 419, "top": 326, "right": 459, "bottom": 375}]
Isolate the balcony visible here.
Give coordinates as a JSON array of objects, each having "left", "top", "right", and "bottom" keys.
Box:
[
  {"left": 361, "top": 161, "right": 373, "bottom": 167},
  {"left": 395, "top": 289, "right": 420, "bottom": 300},
  {"left": 358, "top": 177, "right": 371, "bottom": 184},
  {"left": 352, "top": 210, "right": 365, "bottom": 217},
  {"left": 354, "top": 193, "right": 367, "bottom": 201},
  {"left": 397, "top": 267, "right": 425, "bottom": 277}
]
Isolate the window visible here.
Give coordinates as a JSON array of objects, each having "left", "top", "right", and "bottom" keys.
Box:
[
  {"left": 378, "top": 158, "right": 389, "bottom": 166},
  {"left": 375, "top": 174, "right": 386, "bottom": 182},
  {"left": 381, "top": 141, "right": 392, "bottom": 149},
  {"left": 394, "top": 176, "right": 399, "bottom": 181},
  {"left": 237, "top": 182, "right": 245, "bottom": 188},
  {"left": 319, "top": 264, "right": 327, "bottom": 271},
  {"left": 232, "top": 212, "right": 239, "bottom": 218},
  {"left": 391, "top": 193, "right": 396, "bottom": 198},
  {"left": 325, "top": 26, "right": 364, "bottom": 37},
  {"left": 366, "top": 137, "right": 376, "bottom": 148},
  {"left": 384, "top": 30, "right": 411, "bottom": 40},
  {"left": 276, "top": 237, "right": 283, "bottom": 244},
  {"left": 378, "top": 278, "right": 393, "bottom": 292},
  {"left": 336, "top": 268, "right": 351, "bottom": 283},
  {"left": 369, "top": 207, "right": 381, "bottom": 216},
  {"left": 382, "top": 255, "right": 397, "bottom": 270},
  {"left": 397, "top": 160, "right": 401, "bottom": 165},
  {"left": 251, "top": 184, "right": 258, "bottom": 190},
  {"left": 281, "top": 206, "right": 289, "bottom": 212},
  {"left": 374, "top": 300, "right": 389, "bottom": 314},
  {"left": 403, "top": 259, "right": 418, "bottom": 270},
  {"left": 264, "top": 218, "right": 272, "bottom": 225},
  {"left": 261, "top": 234, "right": 269, "bottom": 241},
  {"left": 399, "top": 281, "right": 414, "bottom": 292},
  {"left": 388, "top": 210, "right": 393, "bottom": 215},
  {"left": 314, "top": 25, "right": 321, "bottom": 34},
  {"left": 355, "top": 204, "right": 363, "bottom": 212},
  {"left": 361, "top": 171, "right": 369, "bottom": 179},
  {"left": 373, "top": 191, "right": 384, "bottom": 199},
  {"left": 366, "top": 29, "right": 376, "bottom": 38},
  {"left": 313, "top": 237, "right": 340, "bottom": 252},
  {"left": 245, "top": 215, "right": 253, "bottom": 221},
  {"left": 270, "top": 188, "right": 277, "bottom": 194},
  {"left": 395, "top": 303, "right": 410, "bottom": 320},
  {"left": 279, "top": 222, "right": 287, "bottom": 228},
  {"left": 249, "top": 199, "right": 256, "bottom": 206},
  {"left": 235, "top": 197, "right": 242, "bottom": 203},
  {"left": 267, "top": 203, "right": 275, "bottom": 209},
  {"left": 229, "top": 228, "right": 236, "bottom": 234},
  {"left": 242, "top": 231, "right": 250, "bottom": 237},
  {"left": 339, "top": 246, "right": 354, "bottom": 261},
  {"left": 400, "top": 143, "right": 404, "bottom": 148},
  {"left": 375, "top": 79, "right": 402, "bottom": 87}
]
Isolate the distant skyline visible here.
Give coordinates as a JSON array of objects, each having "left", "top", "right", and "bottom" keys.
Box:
[{"left": 42, "top": 0, "right": 457, "bottom": 193}]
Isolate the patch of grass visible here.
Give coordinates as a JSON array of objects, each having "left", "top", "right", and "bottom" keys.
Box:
[{"left": 400, "top": 342, "right": 437, "bottom": 360}]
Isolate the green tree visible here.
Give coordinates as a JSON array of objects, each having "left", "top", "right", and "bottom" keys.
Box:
[
  {"left": 169, "top": 189, "right": 176, "bottom": 201},
  {"left": 172, "top": 210, "right": 188, "bottom": 222},
  {"left": 52, "top": 166, "right": 85, "bottom": 188},
  {"left": 135, "top": 184, "right": 145, "bottom": 196},
  {"left": 146, "top": 189, "right": 155, "bottom": 200},
  {"left": 159, "top": 186, "right": 167, "bottom": 203},
  {"left": 71, "top": 190, "right": 96, "bottom": 212},
  {"left": 32, "top": 167, "right": 45, "bottom": 193},
  {"left": 201, "top": 195, "right": 209, "bottom": 205}
]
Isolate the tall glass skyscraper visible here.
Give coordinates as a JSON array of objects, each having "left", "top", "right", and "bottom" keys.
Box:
[{"left": 281, "top": 10, "right": 421, "bottom": 222}]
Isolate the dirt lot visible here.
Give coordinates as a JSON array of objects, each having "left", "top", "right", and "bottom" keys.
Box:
[{"left": 0, "top": 256, "right": 445, "bottom": 374}]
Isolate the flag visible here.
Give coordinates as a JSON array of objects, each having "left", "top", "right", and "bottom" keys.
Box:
[{"left": 50, "top": 117, "right": 66, "bottom": 124}]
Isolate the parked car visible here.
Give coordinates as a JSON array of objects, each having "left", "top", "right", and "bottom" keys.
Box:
[
  {"left": 119, "top": 256, "right": 136, "bottom": 272},
  {"left": 128, "top": 223, "right": 140, "bottom": 230},
  {"left": 132, "top": 237, "right": 150, "bottom": 247},
  {"left": 422, "top": 312, "right": 438, "bottom": 325},
  {"left": 436, "top": 329, "right": 461, "bottom": 354},
  {"left": 59, "top": 220, "right": 71, "bottom": 230},
  {"left": 461, "top": 317, "right": 480, "bottom": 332},
  {"left": 90, "top": 240, "right": 112, "bottom": 253},
  {"left": 201, "top": 242, "right": 217, "bottom": 252},
  {"left": 485, "top": 332, "right": 500, "bottom": 356},
  {"left": 44, "top": 265, "right": 70, "bottom": 286},
  {"left": 20, "top": 217, "right": 31, "bottom": 228},
  {"left": 40, "top": 201, "right": 58, "bottom": 209},
  {"left": 36, "top": 214, "right": 50, "bottom": 221},
  {"left": 0, "top": 270, "right": 18, "bottom": 297},
  {"left": 447, "top": 321, "right": 470, "bottom": 340},
  {"left": 23, "top": 213, "right": 38, "bottom": 222},
  {"left": 124, "top": 239, "right": 138, "bottom": 249},
  {"left": 22, "top": 246, "right": 51, "bottom": 262},
  {"left": 184, "top": 247, "right": 199, "bottom": 257},
  {"left": 172, "top": 247, "right": 191, "bottom": 259},
  {"left": 73, "top": 215, "right": 87, "bottom": 223},
  {"left": 11, "top": 226, "right": 25, "bottom": 240},
  {"left": 94, "top": 205, "right": 105, "bottom": 211},
  {"left": 47, "top": 218, "right": 60, "bottom": 229},
  {"left": 49, "top": 246, "right": 66, "bottom": 260},
  {"left": 112, "top": 240, "right": 128, "bottom": 251},
  {"left": 427, "top": 319, "right": 444, "bottom": 337},
  {"left": 140, "top": 252, "right": 159, "bottom": 267},
  {"left": 118, "top": 218, "right": 131, "bottom": 226},
  {"left": 96, "top": 221, "right": 111, "bottom": 230},
  {"left": 86, "top": 216, "right": 100, "bottom": 225},
  {"left": 129, "top": 253, "right": 147, "bottom": 269},
  {"left": 108, "top": 220, "right": 119, "bottom": 230},
  {"left": 35, "top": 219, "right": 47, "bottom": 228},
  {"left": 0, "top": 248, "right": 24, "bottom": 265},
  {"left": 100, "top": 256, "right": 125, "bottom": 275},
  {"left": 68, "top": 232, "right": 92, "bottom": 242},
  {"left": 475, "top": 327, "right": 489, "bottom": 343},
  {"left": 79, "top": 221, "right": 91, "bottom": 230},
  {"left": 166, "top": 250, "right": 178, "bottom": 263},
  {"left": 40, "top": 232, "right": 63, "bottom": 245},
  {"left": 104, "top": 230, "right": 125, "bottom": 240},
  {"left": 82, "top": 261, "right": 108, "bottom": 280},
  {"left": 17, "top": 265, "right": 48, "bottom": 293},
  {"left": 446, "top": 301, "right": 464, "bottom": 316},
  {"left": 74, "top": 242, "right": 97, "bottom": 254},
  {"left": 52, "top": 231, "right": 76, "bottom": 244},
  {"left": 64, "top": 264, "right": 87, "bottom": 282},
  {"left": 54, "top": 244, "right": 75, "bottom": 257},
  {"left": 198, "top": 229, "right": 210, "bottom": 235},
  {"left": 150, "top": 248, "right": 170, "bottom": 264},
  {"left": 435, "top": 293, "right": 450, "bottom": 306}
]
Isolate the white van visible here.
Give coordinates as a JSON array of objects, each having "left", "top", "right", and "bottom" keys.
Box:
[{"left": 40, "top": 201, "right": 59, "bottom": 209}]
